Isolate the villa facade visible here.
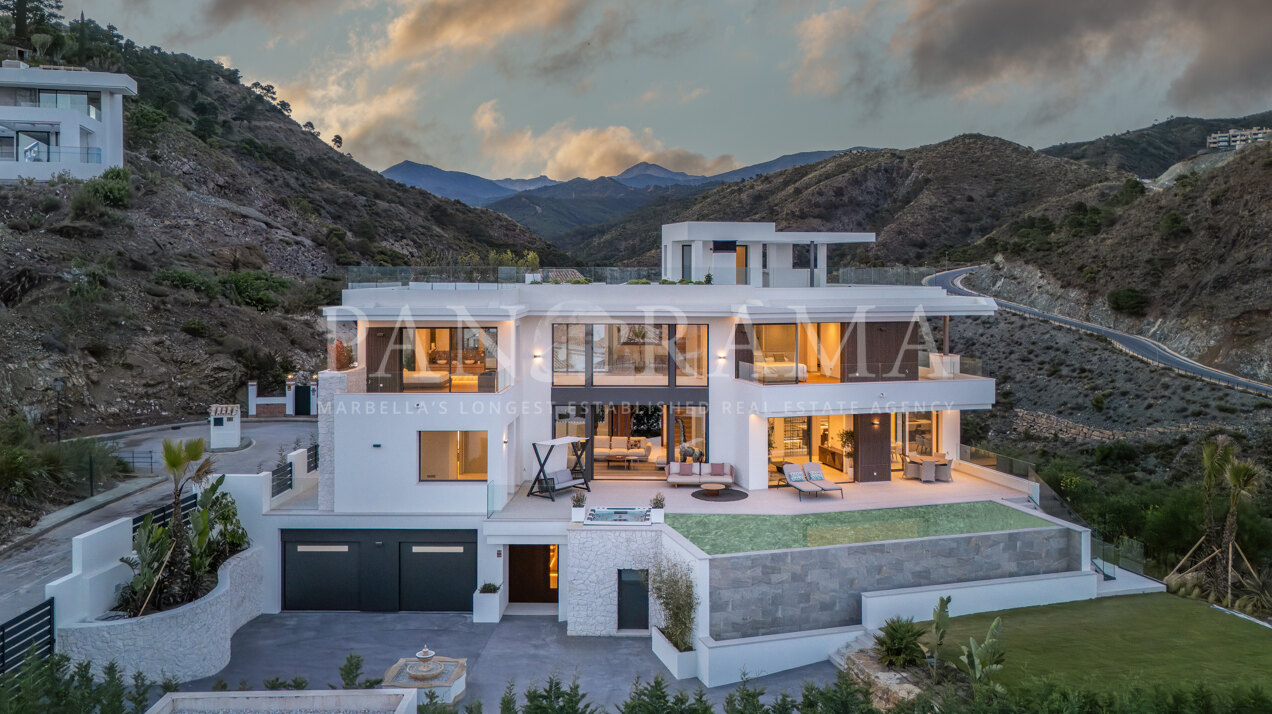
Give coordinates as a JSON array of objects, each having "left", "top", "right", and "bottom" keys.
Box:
[
  {"left": 229, "top": 222, "right": 1124, "bottom": 684},
  {"left": 0, "top": 60, "right": 136, "bottom": 181}
]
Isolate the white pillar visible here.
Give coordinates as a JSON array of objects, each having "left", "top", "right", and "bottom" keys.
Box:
[
  {"left": 939, "top": 410, "right": 960, "bottom": 460},
  {"left": 247, "top": 381, "right": 258, "bottom": 416},
  {"left": 284, "top": 376, "right": 296, "bottom": 416}
]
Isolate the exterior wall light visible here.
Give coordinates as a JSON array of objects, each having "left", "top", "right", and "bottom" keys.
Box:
[{"left": 533, "top": 352, "right": 542, "bottom": 360}]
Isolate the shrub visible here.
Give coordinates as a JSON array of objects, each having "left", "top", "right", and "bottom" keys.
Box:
[
  {"left": 1160, "top": 211, "right": 1189, "bottom": 237},
  {"left": 39, "top": 195, "right": 63, "bottom": 214},
  {"left": 650, "top": 492, "right": 665, "bottom": 509},
  {"left": 479, "top": 582, "right": 500, "bottom": 593},
  {"left": 154, "top": 267, "right": 218, "bottom": 295},
  {"left": 1091, "top": 393, "right": 1106, "bottom": 412},
  {"left": 628, "top": 278, "right": 651, "bottom": 285},
  {"left": 181, "top": 319, "right": 210, "bottom": 337},
  {"left": 649, "top": 558, "right": 699, "bottom": 652},
  {"left": 1107, "top": 288, "right": 1149, "bottom": 316},
  {"left": 130, "top": 103, "right": 168, "bottom": 135},
  {"left": 218, "top": 270, "right": 291, "bottom": 311},
  {"left": 71, "top": 168, "right": 133, "bottom": 219},
  {"left": 571, "top": 491, "right": 587, "bottom": 507},
  {"left": 874, "top": 616, "right": 926, "bottom": 669}
]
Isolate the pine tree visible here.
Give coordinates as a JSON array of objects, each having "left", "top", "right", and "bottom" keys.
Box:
[{"left": 1, "top": 0, "right": 64, "bottom": 40}]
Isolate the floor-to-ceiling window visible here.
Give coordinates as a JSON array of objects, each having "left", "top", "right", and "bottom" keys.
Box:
[
  {"left": 592, "top": 324, "right": 668, "bottom": 385},
  {"left": 551, "top": 403, "right": 707, "bottom": 480},
  {"left": 673, "top": 325, "right": 708, "bottom": 387},
  {"left": 400, "top": 327, "right": 499, "bottom": 392},
  {"left": 552, "top": 325, "right": 587, "bottom": 386}
]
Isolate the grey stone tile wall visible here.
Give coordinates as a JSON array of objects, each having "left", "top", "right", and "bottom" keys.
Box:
[{"left": 708, "top": 527, "right": 1080, "bottom": 640}]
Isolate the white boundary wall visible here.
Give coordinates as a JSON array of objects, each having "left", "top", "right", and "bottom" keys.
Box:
[{"left": 860, "top": 570, "right": 1099, "bottom": 629}]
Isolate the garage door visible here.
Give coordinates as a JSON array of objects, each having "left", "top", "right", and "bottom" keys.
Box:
[
  {"left": 283, "top": 541, "right": 360, "bottom": 610},
  {"left": 281, "top": 529, "right": 476, "bottom": 612},
  {"left": 400, "top": 542, "right": 477, "bottom": 611}
]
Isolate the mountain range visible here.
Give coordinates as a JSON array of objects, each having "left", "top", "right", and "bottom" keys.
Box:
[{"left": 382, "top": 149, "right": 848, "bottom": 206}]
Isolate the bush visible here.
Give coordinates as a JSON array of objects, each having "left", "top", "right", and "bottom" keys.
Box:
[
  {"left": 1107, "top": 288, "right": 1149, "bottom": 316},
  {"left": 218, "top": 271, "right": 291, "bottom": 311},
  {"left": 154, "top": 267, "right": 218, "bottom": 295},
  {"left": 1160, "top": 211, "right": 1189, "bottom": 237},
  {"left": 181, "top": 319, "right": 210, "bottom": 338},
  {"left": 39, "top": 195, "right": 63, "bottom": 214},
  {"left": 649, "top": 558, "right": 699, "bottom": 652},
  {"left": 479, "top": 582, "right": 500, "bottom": 593},
  {"left": 71, "top": 168, "right": 133, "bottom": 219},
  {"left": 874, "top": 616, "right": 926, "bottom": 669}
]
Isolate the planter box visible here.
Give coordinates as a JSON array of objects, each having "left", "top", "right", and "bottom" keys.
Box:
[
  {"left": 473, "top": 589, "right": 503, "bottom": 623},
  {"left": 571, "top": 507, "right": 586, "bottom": 522},
  {"left": 651, "top": 508, "right": 665, "bottom": 524},
  {"left": 652, "top": 627, "right": 697, "bottom": 680},
  {"left": 57, "top": 547, "right": 264, "bottom": 682}
]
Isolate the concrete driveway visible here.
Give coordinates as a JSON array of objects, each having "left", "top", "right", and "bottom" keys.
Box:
[
  {"left": 183, "top": 613, "right": 839, "bottom": 708},
  {"left": 113, "top": 419, "right": 317, "bottom": 475}
]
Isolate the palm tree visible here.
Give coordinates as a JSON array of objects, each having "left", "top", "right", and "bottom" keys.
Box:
[
  {"left": 1220, "top": 458, "right": 1264, "bottom": 605},
  {"left": 1200, "top": 436, "right": 1235, "bottom": 590},
  {"left": 160, "top": 438, "right": 215, "bottom": 599}
]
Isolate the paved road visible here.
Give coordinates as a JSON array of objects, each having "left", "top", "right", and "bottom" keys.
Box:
[
  {"left": 929, "top": 266, "right": 1272, "bottom": 397},
  {"left": 0, "top": 420, "right": 317, "bottom": 623}
]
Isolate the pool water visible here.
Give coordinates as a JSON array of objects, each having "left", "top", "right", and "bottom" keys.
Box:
[{"left": 665, "top": 501, "right": 1053, "bottom": 554}]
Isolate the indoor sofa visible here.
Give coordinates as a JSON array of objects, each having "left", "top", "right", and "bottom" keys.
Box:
[{"left": 592, "top": 435, "right": 652, "bottom": 462}]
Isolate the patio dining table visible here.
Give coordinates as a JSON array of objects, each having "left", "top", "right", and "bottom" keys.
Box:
[{"left": 907, "top": 455, "right": 951, "bottom": 483}]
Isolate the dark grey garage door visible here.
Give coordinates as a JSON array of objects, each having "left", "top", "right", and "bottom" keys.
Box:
[{"left": 282, "top": 529, "right": 476, "bottom": 612}]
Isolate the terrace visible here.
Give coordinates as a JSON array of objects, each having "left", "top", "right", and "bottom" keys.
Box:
[{"left": 488, "top": 461, "right": 1036, "bottom": 521}]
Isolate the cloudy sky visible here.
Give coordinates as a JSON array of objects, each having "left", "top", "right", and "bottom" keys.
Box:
[{"left": 71, "top": 0, "right": 1272, "bottom": 179}]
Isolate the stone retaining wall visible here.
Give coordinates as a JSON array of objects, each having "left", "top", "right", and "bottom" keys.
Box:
[
  {"left": 708, "top": 526, "right": 1080, "bottom": 640},
  {"left": 566, "top": 527, "right": 662, "bottom": 636},
  {"left": 58, "top": 547, "right": 264, "bottom": 681}
]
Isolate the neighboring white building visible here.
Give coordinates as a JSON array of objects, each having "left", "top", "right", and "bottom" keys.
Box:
[
  {"left": 1206, "top": 127, "right": 1272, "bottom": 151},
  {"left": 208, "top": 404, "right": 241, "bottom": 450},
  {"left": 219, "top": 222, "right": 1152, "bottom": 686},
  {"left": 0, "top": 60, "right": 137, "bottom": 181}
]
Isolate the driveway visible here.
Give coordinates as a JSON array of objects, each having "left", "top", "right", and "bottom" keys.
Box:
[
  {"left": 112, "top": 419, "right": 318, "bottom": 475},
  {"left": 929, "top": 267, "right": 1272, "bottom": 397},
  {"left": 183, "top": 613, "right": 840, "bottom": 708},
  {"left": 0, "top": 420, "right": 317, "bottom": 623}
]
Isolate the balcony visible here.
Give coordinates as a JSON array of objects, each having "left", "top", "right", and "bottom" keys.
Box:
[{"left": 0, "top": 145, "right": 102, "bottom": 164}]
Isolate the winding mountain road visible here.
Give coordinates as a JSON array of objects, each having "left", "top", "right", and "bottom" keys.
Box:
[{"left": 928, "top": 266, "right": 1272, "bottom": 398}]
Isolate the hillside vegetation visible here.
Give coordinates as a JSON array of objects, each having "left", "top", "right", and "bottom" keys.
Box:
[
  {"left": 965, "top": 141, "right": 1272, "bottom": 382},
  {"left": 564, "top": 135, "right": 1116, "bottom": 265},
  {"left": 1042, "top": 110, "right": 1272, "bottom": 178},
  {"left": 0, "top": 20, "right": 560, "bottom": 437}
]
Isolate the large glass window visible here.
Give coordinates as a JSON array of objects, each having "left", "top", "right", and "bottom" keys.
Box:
[
  {"left": 591, "top": 324, "right": 668, "bottom": 386},
  {"left": 401, "top": 327, "right": 499, "bottom": 392},
  {"left": 418, "top": 431, "right": 487, "bottom": 481},
  {"left": 674, "top": 325, "right": 708, "bottom": 387},
  {"left": 552, "top": 324, "right": 587, "bottom": 385},
  {"left": 753, "top": 324, "right": 800, "bottom": 383},
  {"left": 668, "top": 406, "right": 706, "bottom": 463},
  {"left": 905, "top": 412, "right": 938, "bottom": 456}
]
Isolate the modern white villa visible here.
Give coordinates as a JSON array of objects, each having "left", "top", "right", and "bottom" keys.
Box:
[
  {"left": 0, "top": 60, "right": 136, "bottom": 181},
  {"left": 199, "top": 221, "right": 1157, "bottom": 686}
]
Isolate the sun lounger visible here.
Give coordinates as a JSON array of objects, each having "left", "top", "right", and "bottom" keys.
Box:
[
  {"left": 781, "top": 463, "right": 821, "bottom": 501},
  {"left": 802, "top": 462, "right": 844, "bottom": 498}
]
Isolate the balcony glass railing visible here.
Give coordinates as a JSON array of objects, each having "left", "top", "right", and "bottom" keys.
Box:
[
  {"left": 737, "top": 352, "right": 980, "bottom": 385},
  {"left": 0, "top": 146, "right": 102, "bottom": 164},
  {"left": 15, "top": 99, "right": 101, "bottom": 120}
]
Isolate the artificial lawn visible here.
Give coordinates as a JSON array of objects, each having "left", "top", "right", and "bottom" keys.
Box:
[
  {"left": 665, "top": 501, "right": 1051, "bottom": 554},
  {"left": 936, "top": 593, "right": 1272, "bottom": 690}
]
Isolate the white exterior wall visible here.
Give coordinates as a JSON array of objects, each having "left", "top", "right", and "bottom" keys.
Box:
[{"left": 0, "top": 66, "right": 136, "bottom": 181}]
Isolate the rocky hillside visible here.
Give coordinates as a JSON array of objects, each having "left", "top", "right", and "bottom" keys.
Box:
[
  {"left": 0, "top": 22, "right": 561, "bottom": 438},
  {"left": 964, "top": 141, "right": 1272, "bottom": 382},
  {"left": 1042, "top": 109, "right": 1272, "bottom": 179},
  {"left": 562, "top": 135, "right": 1116, "bottom": 265}
]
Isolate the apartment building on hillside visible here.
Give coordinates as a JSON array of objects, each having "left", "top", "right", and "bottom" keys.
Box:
[{"left": 1206, "top": 127, "right": 1272, "bottom": 151}]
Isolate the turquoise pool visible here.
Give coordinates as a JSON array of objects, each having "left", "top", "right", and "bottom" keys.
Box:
[{"left": 665, "top": 500, "right": 1054, "bottom": 555}]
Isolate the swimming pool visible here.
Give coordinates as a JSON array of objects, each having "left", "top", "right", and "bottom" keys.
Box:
[{"left": 665, "top": 500, "right": 1054, "bottom": 554}]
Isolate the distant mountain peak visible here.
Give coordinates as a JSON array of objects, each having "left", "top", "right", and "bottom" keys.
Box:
[{"left": 615, "top": 162, "right": 699, "bottom": 180}]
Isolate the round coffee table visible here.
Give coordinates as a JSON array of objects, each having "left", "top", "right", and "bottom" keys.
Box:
[{"left": 700, "top": 483, "right": 726, "bottom": 497}]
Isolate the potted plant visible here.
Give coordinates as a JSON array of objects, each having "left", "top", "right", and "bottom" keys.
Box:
[
  {"left": 570, "top": 492, "right": 587, "bottom": 522},
  {"left": 650, "top": 492, "right": 666, "bottom": 524},
  {"left": 838, "top": 429, "right": 856, "bottom": 478},
  {"left": 472, "top": 582, "right": 503, "bottom": 623},
  {"left": 649, "top": 558, "right": 699, "bottom": 679}
]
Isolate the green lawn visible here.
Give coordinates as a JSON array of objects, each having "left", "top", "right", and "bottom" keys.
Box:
[{"left": 937, "top": 593, "right": 1272, "bottom": 690}]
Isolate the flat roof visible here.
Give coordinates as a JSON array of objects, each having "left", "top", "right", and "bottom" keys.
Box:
[
  {"left": 0, "top": 66, "right": 138, "bottom": 95},
  {"left": 323, "top": 283, "right": 997, "bottom": 321},
  {"left": 661, "top": 221, "right": 875, "bottom": 245}
]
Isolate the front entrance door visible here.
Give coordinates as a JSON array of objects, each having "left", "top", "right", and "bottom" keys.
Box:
[
  {"left": 294, "top": 383, "right": 311, "bottom": 415},
  {"left": 854, "top": 414, "right": 892, "bottom": 482},
  {"left": 509, "top": 545, "right": 559, "bottom": 603}
]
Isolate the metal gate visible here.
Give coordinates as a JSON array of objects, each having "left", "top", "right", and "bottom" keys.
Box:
[
  {"left": 0, "top": 598, "right": 54, "bottom": 675},
  {"left": 294, "top": 383, "right": 311, "bottom": 416}
]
